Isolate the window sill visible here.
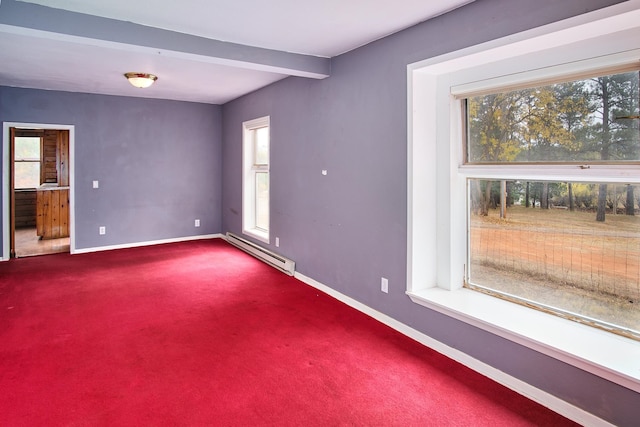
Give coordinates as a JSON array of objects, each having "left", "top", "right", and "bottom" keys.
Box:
[
  {"left": 242, "top": 228, "right": 269, "bottom": 245},
  {"left": 407, "top": 287, "right": 640, "bottom": 393}
]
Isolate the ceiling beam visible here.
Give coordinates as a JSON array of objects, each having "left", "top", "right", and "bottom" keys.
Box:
[{"left": 0, "top": 0, "right": 331, "bottom": 79}]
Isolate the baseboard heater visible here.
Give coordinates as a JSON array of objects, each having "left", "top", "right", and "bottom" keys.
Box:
[{"left": 225, "top": 232, "right": 295, "bottom": 276}]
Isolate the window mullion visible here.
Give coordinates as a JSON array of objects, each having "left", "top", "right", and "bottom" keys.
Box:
[{"left": 459, "top": 164, "right": 640, "bottom": 183}]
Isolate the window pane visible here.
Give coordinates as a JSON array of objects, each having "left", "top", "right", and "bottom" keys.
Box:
[
  {"left": 255, "top": 127, "right": 269, "bottom": 165},
  {"left": 466, "top": 71, "right": 640, "bottom": 163},
  {"left": 255, "top": 172, "right": 269, "bottom": 231},
  {"left": 14, "top": 162, "right": 41, "bottom": 189},
  {"left": 14, "top": 137, "right": 40, "bottom": 160},
  {"left": 467, "top": 178, "right": 640, "bottom": 337}
]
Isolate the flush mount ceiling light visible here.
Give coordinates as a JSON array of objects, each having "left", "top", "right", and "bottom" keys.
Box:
[{"left": 124, "top": 72, "right": 158, "bottom": 88}]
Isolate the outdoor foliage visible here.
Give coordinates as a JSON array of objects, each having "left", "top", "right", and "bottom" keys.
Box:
[{"left": 467, "top": 70, "right": 640, "bottom": 220}]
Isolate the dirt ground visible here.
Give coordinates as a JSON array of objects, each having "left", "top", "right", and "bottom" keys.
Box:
[{"left": 470, "top": 206, "right": 640, "bottom": 336}]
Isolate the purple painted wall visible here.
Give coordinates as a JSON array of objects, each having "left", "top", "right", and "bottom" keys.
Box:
[
  {"left": 222, "top": 0, "right": 638, "bottom": 425},
  {"left": 1, "top": 87, "right": 222, "bottom": 251}
]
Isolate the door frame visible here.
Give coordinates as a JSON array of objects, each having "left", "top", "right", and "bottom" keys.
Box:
[{"left": 2, "top": 122, "right": 75, "bottom": 261}]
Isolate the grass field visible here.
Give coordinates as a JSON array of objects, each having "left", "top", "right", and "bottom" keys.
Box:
[{"left": 469, "top": 205, "right": 640, "bottom": 336}]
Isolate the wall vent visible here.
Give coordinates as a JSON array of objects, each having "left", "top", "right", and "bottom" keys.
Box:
[{"left": 225, "top": 232, "right": 295, "bottom": 276}]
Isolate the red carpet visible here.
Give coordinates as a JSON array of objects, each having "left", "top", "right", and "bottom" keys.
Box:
[{"left": 0, "top": 239, "right": 578, "bottom": 426}]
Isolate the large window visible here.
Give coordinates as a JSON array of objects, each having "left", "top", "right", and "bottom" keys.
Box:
[
  {"left": 14, "top": 136, "right": 41, "bottom": 189},
  {"left": 242, "top": 116, "right": 270, "bottom": 243},
  {"left": 464, "top": 71, "right": 640, "bottom": 339},
  {"left": 407, "top": 3, "right": 640, "bottom": 393}
]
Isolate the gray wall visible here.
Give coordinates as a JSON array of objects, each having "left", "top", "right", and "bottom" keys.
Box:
[
  {"left": 221, "top": 0, "right": 638, "bottom": 425},
  {"left": 0, "top": 87, "right": 222, "bottom": 252}
]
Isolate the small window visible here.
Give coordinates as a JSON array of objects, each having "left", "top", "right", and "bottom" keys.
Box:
[
  {"left": 463, "top": 69, "right": 640, "bottom": 339},
  {"left": 242, "top": 117, "right": 270, "bottom": 243},
  {"left": 14, "top": 136, "right": 41, "bottom": 189}
]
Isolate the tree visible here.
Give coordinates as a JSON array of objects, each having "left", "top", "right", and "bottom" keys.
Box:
[
  {"left": 622, "top": 72, "right": 639, "bottom": 216},
  {"left": 467, "top": 93, "right": 523, "bottom": 163},
  {"left": 500, "top": 180, "right": 507, "bottom": 218},
  {"left": 596, "top": 184, "right": 607, "bottom": 221},
  {"left": 465, "top": 71, "right": 638, "bottom": 222},
  {"left": 586, "top": 73, "right": 640, "bottom": 221},
  {"left": 467, "top": 93, "right": 523, "bottom": 216},
  {"left": 541, "top": 182, "right": 549, "bottom": 209},
  {"left": 625, "top": 185, "right": 635, "bottom": 216},
  {"left": 470, "top": 180, "right": 490, "bottom": 216},
  {"left": 516, "top": 85, "right": 589, "bottom": 211},
  {"left": 606, "top": 185, "right": 625, "bottom": 214},
  {"left": 568, "top": 183, "right": 575, "bottom": 211}
]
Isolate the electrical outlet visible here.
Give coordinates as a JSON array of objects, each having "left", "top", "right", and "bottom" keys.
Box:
[
  {"left": 195, "top": 219, "right": 200, "bottom": 227},
  {"left": 99, "top": 226, "right": 106, "bottom": 235},
  {"left": 381, "top": 277, "right": 389, "bottom": 293},
  {"left": 275, "top": 237, "right": 280, "bottom": 247},
  {"left": 92, "top": 180, "right": 99, "bottom": 189}
]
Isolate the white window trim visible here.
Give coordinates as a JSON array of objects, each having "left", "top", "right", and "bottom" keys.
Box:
[
  {"left": 407, "top": 1, "right": 640, "bottom": 393},
  {"left": 242, "top": 116, "right": 270, "bottom": 244},
  {"left": 13, "top": 136, "right": 42, "bottom": 190}
]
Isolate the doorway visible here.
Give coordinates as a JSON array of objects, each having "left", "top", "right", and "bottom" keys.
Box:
[{"left": 3, "top": 123, "right": 75, "bottom": 259}]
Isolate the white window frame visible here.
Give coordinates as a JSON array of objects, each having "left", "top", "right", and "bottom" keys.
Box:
[
  {"left": 407, "top": 1, "right": 640, "bottom": 393},
  {"left": 242, "top": 116, "right": 270, "bottom": 244},
  {"left": 13, "top": 136, "right": 42, "bottom": 189}
]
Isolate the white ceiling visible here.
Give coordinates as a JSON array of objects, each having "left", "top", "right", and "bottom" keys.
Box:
[{"left": 0, "top": 0, "right": 474, "bottom": 104}]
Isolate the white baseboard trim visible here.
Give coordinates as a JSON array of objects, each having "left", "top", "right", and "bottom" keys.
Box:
[
  {"left": 73, "top": 233, "right": 224, "bottom": 254},
  {"left": 293, "top": 271, "right": 613, "bottom": 427}
]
